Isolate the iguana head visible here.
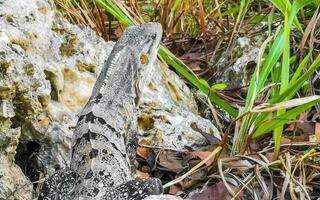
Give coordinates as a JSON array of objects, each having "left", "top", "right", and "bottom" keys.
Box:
[
  {"left": 114, "top": 22, "right": 163, "bottom": 103},
  {"left": 95, "top": 23, "right": 162, "bottom": 101},
  {"left": 117, "top": 22, "right": 162, "bottom": 67}
]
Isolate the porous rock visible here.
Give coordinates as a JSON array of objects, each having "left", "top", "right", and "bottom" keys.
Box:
[
  {"left": 210, "top": 35, "right": 266, "bottom": 89},
  {"left": 0, "top": 0, "right": 113, "bottom": 198},
  {"left": 138, "top": 61, "right": 221, "bottom": 150}
]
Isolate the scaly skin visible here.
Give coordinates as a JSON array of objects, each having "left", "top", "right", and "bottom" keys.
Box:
[{"left": 39, "top": 23, "right": 163, "bottom": 200}]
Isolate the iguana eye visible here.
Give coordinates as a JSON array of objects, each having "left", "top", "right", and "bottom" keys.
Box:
[
  {"left": 140, "top": 53, "right": 148, "bottom": 65},
  {"left": 151, "top": 34, "right": 157, "bottom": 39}
]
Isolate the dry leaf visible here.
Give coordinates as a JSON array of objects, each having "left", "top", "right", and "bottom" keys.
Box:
[
  {"left": 158, "top": 151, "right": 185, "bottom": 172},
  {"left": 315, "top": 122, "right": 320, "bottom": 142},
  {"left": 189, "top": 151, "right": 214, "bottom": 166},
  {"left": 137, "top": 139, "right": 151, "bottom": 159},
  {"left": 189, "top": 181, "right": 242, "bottom": 200},
  {"left": 169, "top": 185, "right": 181, "bottom": 195}
]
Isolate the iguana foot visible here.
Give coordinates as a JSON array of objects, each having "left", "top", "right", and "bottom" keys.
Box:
[
  {"left": 104, "top": 178, "right": 163, "bottom": 200},
  {"left": 38, "top": 168, "right": 77, "bottom": 200}
]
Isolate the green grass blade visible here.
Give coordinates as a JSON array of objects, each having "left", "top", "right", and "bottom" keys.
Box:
[
  {"left": 221, "top": 5, "right": 240, "bottom": 17},
  {"left": 96, "top": 0, "right": 133, "bottom": 26},
  {"left": 257, "top": 0, "right": 315, "bottom": 94},
  {"left": 256, "top": 28, "right": 284, "bottom": 93},
  {"left": 255, "top": 54, "right": 320, "bottom": 129},
  {"left": 272, "top": 2, "right": 291, "bottom": 157},
  {"left": 244, "top": 36, "right": 273, "bottom": 111},
  {"left": 270, "top": 0, "right": 303, "bottom": 32},
  {"left": 252, "top": 97, "right": 320, "bottom": 139},
  {"left": 281, "top": 6, "right": 290, "bottom": 92},
  {"left": 159, "top": 47, "right": 238, "bottom": 117},
  {"left": 169, "top": 0, "right": 183, "bottom": 18},
  {"left": 290, "top": 50, "right": 313, "bottom": 84},
  {"left": 273, "top": 124, "right": 283, "bottom": 156},
  {"left": 271, "top": 54, "right": 320, "bottom": 104}
]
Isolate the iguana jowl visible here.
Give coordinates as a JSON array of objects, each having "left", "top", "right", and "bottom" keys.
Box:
[{"left": 39, "top": 23, "right": 163, "bottom": 200}]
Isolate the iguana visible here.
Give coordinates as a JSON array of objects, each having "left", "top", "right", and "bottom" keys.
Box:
[{"left": 39, "top": 23, "right": 163, "bottom": 200}]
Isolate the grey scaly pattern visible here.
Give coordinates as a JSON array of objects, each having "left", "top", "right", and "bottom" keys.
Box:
[{"left": 39, "top": 23, "right": 163, "bottom": 200}]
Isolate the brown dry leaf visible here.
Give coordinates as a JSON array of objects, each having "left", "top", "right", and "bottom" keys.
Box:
[
  {"left": 298, "top": 122, "right": 315, "bottom": 134},
  {"left": 189, "top": 181, "right": 242, "bottom": 200},
  {"left": 315, "top": 122, "right": 320, "bottom": 142},
  {"left": 282, "top": 133, "right": 309, "bottom": 143},
  {"left": 179, "top": 177, "right": 202, "bottom": 190},
  {"left": 281, "top": 137, "right": 292, "bottom": 144},
  {"left": 223, "top": 157, "right": 253, "bottom": 170},
  {"left": 248, "top": 139, "right": 260, "bottom": 152},
  {"left": 180, "top": 52, "right": 203, "bottom": 72},
  {"left": 197, "top": 0, "right": 206, "bottom": 34},
  {"left": 286, "top": 113, "right": 314, "bottom": 134},
  {"left": 286, "top": 123, "right": 298, "bottom": 132},
  {"left": 137, "top": 139, "right": 151, "bottom": 159},
  {"left": 114, "top": 26, "right": 123, "bottom": 38},
  {"left": 168, "top": 185, "right": 181, "bottom": 195},
  {"left": 189, "top": 151, "right": 214, "bottom": 166},
  {"left": 188, "top": 62, "right": 202, "bottom": 72},
  {"left": 205, "top": 39, "right": 218, "bottom": 52},
  {"left": 158, "top": 151, "right": 185, "bottom": 172}
]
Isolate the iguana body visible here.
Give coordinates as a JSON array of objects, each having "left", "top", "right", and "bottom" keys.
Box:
[{"left": 39, "top": 23, "right": 163, "bottom": 200}]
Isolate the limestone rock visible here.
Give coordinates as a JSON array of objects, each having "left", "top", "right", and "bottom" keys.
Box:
[
  {"left": 0, "top": 156, "right": 33, "bottom": 200},
  {"left": 138, "top": 61, "right": 221, "bottom": 150},
  {"left": 0, "top": 100, "right": 15, "bottom": 118},
  {"left": 0, "top": 0, "right": 113, "bottom": 198},
  {"left": 210, "top": 35, "right": 266, "bottom": 89},
  {"left": 0, "top": 122, "right": 33, "bottom": 200}
]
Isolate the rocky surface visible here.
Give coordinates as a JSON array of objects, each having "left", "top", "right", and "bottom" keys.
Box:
[
  {"left": 210, "top": 35, "right": 266, "bottom": 89},
  {"left": 0, "top": 0, "right": 220, "bottom": 199},
  {"left": 0, "top": 0, "right": 113, "bottom": 198},
  {"left": 137, "top": 61, "right": 221, "bottom": 150}
]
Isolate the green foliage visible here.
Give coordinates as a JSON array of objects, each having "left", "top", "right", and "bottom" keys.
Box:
[
  {"left": 233, "top": 0, "right": 320, "bottom": 156},
  {"left": 211, "top": 83, "right": 227, "bottom": 91}
]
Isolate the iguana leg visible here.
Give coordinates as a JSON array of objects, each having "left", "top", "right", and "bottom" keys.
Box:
[
  {"left": 126, "top": 131, "right": 139, "bottom": 172},
  {"left": 103, "top": 178, "right": 163, "bottom": 200},
  {"left": 38, "top": 169, "right": 77, "bottom": 200}
]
